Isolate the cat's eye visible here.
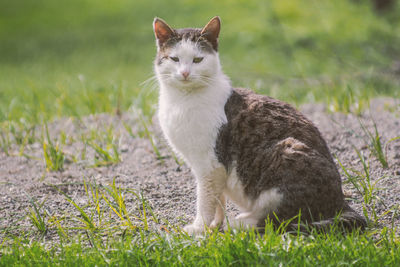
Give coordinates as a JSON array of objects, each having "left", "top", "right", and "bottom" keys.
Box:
[
  {"left": 170, "top": 57, "right": 179, "bottom": 62},
  {"left": 193, "top": 57, "right": 203, "bottom": 63}
]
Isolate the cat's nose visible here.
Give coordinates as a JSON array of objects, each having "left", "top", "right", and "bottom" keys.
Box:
[{"left": 181, "top": 71, "right": 190, "bottom": 79}]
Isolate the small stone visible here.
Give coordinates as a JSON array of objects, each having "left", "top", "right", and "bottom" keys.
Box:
[{"left": 343, "top": 190, "right": 353, "bottom": 198}]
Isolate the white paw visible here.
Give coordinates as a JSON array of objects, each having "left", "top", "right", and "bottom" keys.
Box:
[
  {"left": 224, "top": 214, "right": 258, "bottom": 230},
  {"left": 209, "top": 219, "right": 221, "bottom": 229},
  {"left": 183, "top": 223, "right": 205, "bottom": 235}
]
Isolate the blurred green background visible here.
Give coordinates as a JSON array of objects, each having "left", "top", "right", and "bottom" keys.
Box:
[{"left": 1, "top": 0, "right": 399, "bottom": 123}]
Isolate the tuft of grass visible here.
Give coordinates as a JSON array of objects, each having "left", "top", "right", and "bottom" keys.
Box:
[
  {"left": 83, "top": 179, "right": 104, "bottom": 230},
  {"left": 338, "top": 148, "right": 387, "bottom": 225},
  {"left": 84, "top": 127, "right": 121, "bottom": 167},
  {"left": 328, "top": 84, "right": 369, "bottom": 115},
  {"left": 42, "top": 123, "right": 65, "bottom": 171},
  {"left": 87, "top": 141, "right": 121, "bottom": 167},
  {"left": 359, "top": 118, "right": 389, "bottom": 168},
  {"left": 54, "top": 183, "right": 99, "bottom": 231},
  {"left": 102, "top": 179, "right": 137, "bottom": 231},
  {"left": 27, "top": 198, "right": 48, "bottom": 236}
]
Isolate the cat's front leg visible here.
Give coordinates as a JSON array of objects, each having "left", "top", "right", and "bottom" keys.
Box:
[{"left": 184, "top": 167, "right": 227, "bottom": 235}]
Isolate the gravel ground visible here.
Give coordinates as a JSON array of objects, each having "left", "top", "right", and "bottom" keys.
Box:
[{"left": 1, "top": 97, "right": 399, "bottom": 242}]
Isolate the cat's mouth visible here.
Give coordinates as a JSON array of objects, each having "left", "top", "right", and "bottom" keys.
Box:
[
  {"left": 167, "top": 76, "right": 203, "bottom": 89},
  {"left": 178, "top": 78, "right": 192, "bottom": 84}
]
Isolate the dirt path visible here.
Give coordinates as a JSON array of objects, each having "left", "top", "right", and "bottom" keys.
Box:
[{"left": 1, "top": 98, "right": 399, "bottom": 241}]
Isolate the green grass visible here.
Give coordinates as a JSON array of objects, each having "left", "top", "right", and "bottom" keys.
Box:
[
  {"left": 1, "top": 177, "right": 400, "bottom": 266},
  {"left": 42, "top": 123, "right": 65, "bottom": 171},
  {"left": 84, "top": 127, "right": 122, "bottom": 167},
  {"left": 2, "top": 228, "right": 400, "bottom": 266},
  {"left": 1, "top": 0, "right": 400, "bottom": 124},
  {"left": 27, "top": 198, "right": 48, "bottom": 237},
  {"left": 338, "top": 149, "right": 387, "bottom": 226},
  {"left": 1, "top": 0, "right": 400, "bottom": 265},
  {"left": 359, "top": 118, "right": 391, "bottom": 169}
]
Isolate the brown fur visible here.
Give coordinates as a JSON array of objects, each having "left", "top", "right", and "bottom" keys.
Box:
[{"left": 216, "top": 88, "right": 366, "bottom": 230}]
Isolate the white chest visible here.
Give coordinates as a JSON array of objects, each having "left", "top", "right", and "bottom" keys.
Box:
[
  {"left": 158, "top": 95, "right": 224, "bottom": 167},
  {"left": 157, "top": 84, "right": 231, "bottom": 173}
]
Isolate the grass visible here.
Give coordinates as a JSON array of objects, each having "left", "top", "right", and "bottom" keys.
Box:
[
  {"left": 85, "top": 127, "right": 122, "bottom": 167},
  {"left": 2, "top": 229, "right": 400, "bottom": 266},
  {"left": 42, "top": 123, "right": 65, "bottom": 171},
  {"left": 0, "top": 120, "right": 37, "bottom": 157},
  {"left": 27, "top": 198, "right": 48, "bottom": 236},
  {"left": 1, "top": 0, "right": 400, "bottom": 124},
  {"left": 359, "top": 118, "right": 389, "bottom": 168},
  {"left": 1, "top": 0, "right": 400, "bottom": 265},
  {"left": 357, "top": 119, "right": 400, "bottom": 170},
  {"left": 2, "top": 177, "right": 400, "bottom": 266},
  {"left": 332, "top": 116, "right": 399, "bottom": 228},
  {"left": 338, "top": 149, "right": 386, "bottom": 226}
]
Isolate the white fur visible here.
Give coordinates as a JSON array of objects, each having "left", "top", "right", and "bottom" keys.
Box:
[
  {"left": 224, "top": 167, "right": 253, "bottom": 211},
  {"left": 156, "top": 40, "right": 231, "bottom": 234},
  {"left": 156, "top": 40, "right": 231, "bottom": 176},
  {"left": 155, "top": 39, "right": 282, "bottom": 234},
  {"left": 225, "top": 167, "right": 283, "bottom": 229}
]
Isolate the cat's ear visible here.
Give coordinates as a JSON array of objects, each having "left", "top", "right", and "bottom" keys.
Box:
[
  {"left": 153, "top": 17, "right": 175, "bottom": 47},
  {"left": 201, "top": 16, "right": 220, "bottom": 51}
]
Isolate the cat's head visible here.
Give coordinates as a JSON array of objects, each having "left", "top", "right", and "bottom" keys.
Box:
[{"left": 153, "top": 17, "right": 222, "bottom": 90}]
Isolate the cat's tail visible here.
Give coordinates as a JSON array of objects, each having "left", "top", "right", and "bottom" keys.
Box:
[{"left": 289, "top": 205, "right": 367, "bottom": 233}]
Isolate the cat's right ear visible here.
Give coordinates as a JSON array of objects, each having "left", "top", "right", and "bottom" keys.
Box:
[
  {"left": 201, "top": 16, "right": 220, "bottom": 51},
  {"left": 153, "top": 18, "right": 175, "bottom": 48}
]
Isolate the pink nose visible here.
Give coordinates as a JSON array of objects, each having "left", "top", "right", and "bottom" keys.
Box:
[{"left": 181, "top": 71, "right": 190, "bottom": 79}]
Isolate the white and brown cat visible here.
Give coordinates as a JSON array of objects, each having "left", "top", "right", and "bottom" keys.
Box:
[{"left": 153, "top": 16, "right": 366, "bottom": 234}]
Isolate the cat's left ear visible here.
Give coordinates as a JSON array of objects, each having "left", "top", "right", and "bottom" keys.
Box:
[{"left": 201, "top": 16, "right": 220, "bottom": 51}]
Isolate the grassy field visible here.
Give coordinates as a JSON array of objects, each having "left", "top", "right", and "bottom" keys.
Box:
[
  {"left": 1, "top": 0, "right": 400, "bottom": 265},
  {"left": 1, "top": 228, "right": 399, "bottom": 266},
  {"left": 1, "top": 0, "right": 400, "bottom": 123},
  {"left": 1, "top": 176, "right": 399, "bottom": 266}
]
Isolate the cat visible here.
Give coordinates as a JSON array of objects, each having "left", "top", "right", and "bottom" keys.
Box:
[{"left": 153, "top": 16, "right": 366, "bottom": 234}]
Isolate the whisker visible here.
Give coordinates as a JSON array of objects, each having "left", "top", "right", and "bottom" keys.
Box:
[{"left": 140, "top": 74, "right": 173, "bottom": 87}]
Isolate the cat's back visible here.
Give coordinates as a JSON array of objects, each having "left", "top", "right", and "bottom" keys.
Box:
[{"left": 221, "top": 88, "right": 332, "bottom": 159}]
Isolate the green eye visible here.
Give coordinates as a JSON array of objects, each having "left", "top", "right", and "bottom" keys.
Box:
[
  {"left": 170, "top": 57, "right": 179, "bottom": 62},
  {"left": 193, "top": 57, "right": 203, "bottom": 63}
]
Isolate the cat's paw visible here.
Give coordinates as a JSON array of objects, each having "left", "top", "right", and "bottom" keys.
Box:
[
  {"left": 224, "top": 213, "right": 258, "bottom": 230},
  {"left": 209, "top": 219, "right": 222, "bottom": 229},
  {"left": 183, "top": 223, "right": 205, "bottom": 235}
]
